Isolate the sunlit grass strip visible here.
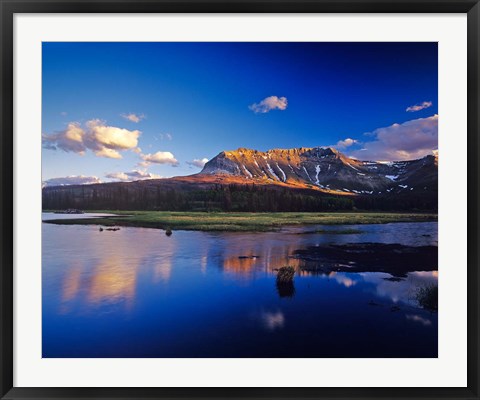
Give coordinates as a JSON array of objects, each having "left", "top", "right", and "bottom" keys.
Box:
[{"left": 43, "top": 211, "right": 438, "bottom": 232}]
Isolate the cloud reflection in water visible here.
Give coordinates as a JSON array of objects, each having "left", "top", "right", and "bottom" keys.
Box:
[
  {"left": 259, "top": 310, "right": 285, "bottom": 331},
  {"left": 321, "top": 270, "right": 438, "bottom": 306}
]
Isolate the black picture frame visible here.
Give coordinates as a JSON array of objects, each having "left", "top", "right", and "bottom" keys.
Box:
[{"left": 1, "top": 1, "right": 479, "bottom": 399}]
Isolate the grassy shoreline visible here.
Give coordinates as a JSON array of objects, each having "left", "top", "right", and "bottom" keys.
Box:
[{"left": 42, "top": 211, "right": 438, "bottom": 232}]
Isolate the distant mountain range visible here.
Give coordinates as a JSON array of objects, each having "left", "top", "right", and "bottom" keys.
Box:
[
  {"left": 199, "top": 147, "right": 438, "bottom": 196},
  {"left": 42, "top": 147, "right": 438, "bottom": 212}
]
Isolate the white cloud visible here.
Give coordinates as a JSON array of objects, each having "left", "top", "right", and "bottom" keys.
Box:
[
  {"left": 158, "top": 133, "right": 173, "bottom": 141},
  {"left": 137, "top": 161, "right": 151, "bottom": 168},
  {"left": 335, "top": 138, "right": 358, "bottom": 149},
  {"left": 187, "top": 158, "right": 209, "bottom": 168},
  {"left": 249, "top": 96, "right": 288, "bottom": 114},
  {"left": 86, "top": 119, "right": 140, "bottom": 150},
  {"left": 42, "top": 122, "right": 86, "bottom": 154},
  {"left": 349, "top": 115, "right": 438, "bottom": 161},
  {"left": 406, "top": 101, "right": 432, "bottom": 112},
  {"left": 105, "top": 172, "right": 129, "bottom": 181},
  {"left": 94, "top": 147, "right": 122, "bottom": 159},
  {"left": 121, "top": 113, "right": 145, "bottom": 123},
  {"left": 141, "top": 151, "right": 179, "bottom": 166},
  {"left": 105, "top": 170, "right": 163, "bottom": 182},
  {"left": 42, "top": 175, "right": 102, "bottom": 187},
  {"left": 42, "top": 119, "right": 141, "bottom": 159}
]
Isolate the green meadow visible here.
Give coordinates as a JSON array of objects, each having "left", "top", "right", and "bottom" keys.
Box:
[{"left": 43, "top": 211, "right": 437, "bottom": 232}]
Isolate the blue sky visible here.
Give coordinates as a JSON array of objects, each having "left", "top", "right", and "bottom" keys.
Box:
[{"left": 42, "top": 42, "right": 438, "bottom": 185}]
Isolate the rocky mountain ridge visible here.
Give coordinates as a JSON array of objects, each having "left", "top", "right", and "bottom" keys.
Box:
[
  {"left": 199, "top": 147, "right": 438, "bottom": 196},
  {"left": 42, "top": 146, "right": 438, "bottom": 212}
]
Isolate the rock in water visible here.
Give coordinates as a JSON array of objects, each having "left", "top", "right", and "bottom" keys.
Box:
[
  {"left": 276, "top": 266, "right": 295, "bottom": 283},
  {"left": 276, "top": 266, "right": 296, "bottom": 298}
]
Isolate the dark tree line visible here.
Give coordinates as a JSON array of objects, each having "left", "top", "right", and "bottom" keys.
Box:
[{"left": 42, "top": 183, "right": 437, "bottom": 212}]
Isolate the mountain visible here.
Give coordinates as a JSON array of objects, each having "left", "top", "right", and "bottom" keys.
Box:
[
  {"left": 199, "top": 147, "right": 438, "bottom": 196},
  {"left": 42, "top": 147, "right": 438, "bottom": 212}
]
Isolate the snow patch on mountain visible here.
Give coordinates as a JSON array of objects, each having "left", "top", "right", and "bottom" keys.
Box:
[
  {"left": 243, "top": 165, "right": 253, "bottom": 178},
  {"left": 385, "top": 175, "right": 399, "bottom": 181},
  {"left": 346, "top": 162, "right": 360, "bottom": 172},
  {"left": 303, "top": 166, "right": 313, "bottom": 183},
  {"left": 315, "top": 165, "right": 321, "bottom": 185},
  {"left": 276, "top": 163, "right": 287, "bottom": 182},
  {"left": 266, "top": 163, "right": 280, "bottom": 181}
]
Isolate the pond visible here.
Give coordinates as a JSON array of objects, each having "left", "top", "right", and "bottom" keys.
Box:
[{"left": 42, "top": 213, "right": 438, "bottom": 358}]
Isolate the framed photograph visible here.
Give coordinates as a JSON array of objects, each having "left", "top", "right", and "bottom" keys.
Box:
[{"left": 1, "top": 1, "right": 479, "bottom": 399}]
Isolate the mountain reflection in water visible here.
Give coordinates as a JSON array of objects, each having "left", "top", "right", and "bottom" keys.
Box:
[{"left": 42, "top": 215, "right": 438, "bottom": 358}]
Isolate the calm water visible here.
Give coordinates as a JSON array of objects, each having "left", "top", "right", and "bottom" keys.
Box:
[{"left": 42, "top": 213, "right": 438, "bottom": 358}]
